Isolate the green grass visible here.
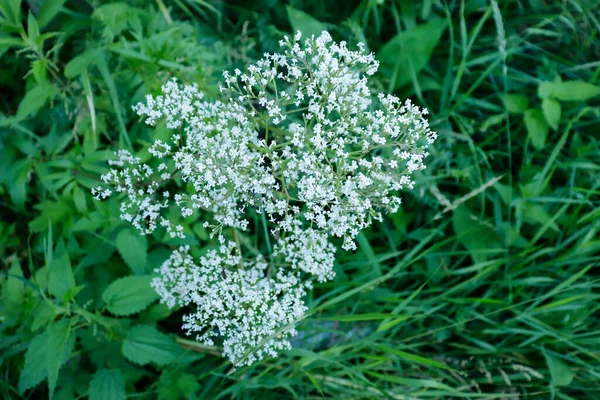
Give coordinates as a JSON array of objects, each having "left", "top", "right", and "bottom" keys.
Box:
[{"left": 1, "top": 0, "right": 600, "bottom": 399}]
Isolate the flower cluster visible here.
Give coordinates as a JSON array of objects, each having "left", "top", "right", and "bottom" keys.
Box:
[{"left": 94, "top": 31, "right": 436, "bottom": 366}]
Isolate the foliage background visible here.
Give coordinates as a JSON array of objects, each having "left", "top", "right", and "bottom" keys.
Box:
[{"left": 1, "top": 0, "right": 600, "bottom": 398}]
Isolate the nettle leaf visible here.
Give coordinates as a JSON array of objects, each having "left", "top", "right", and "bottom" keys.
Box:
[
  {"left": 542, "top": 98, "right": 561, "bottom": 130},
  {"left": 64, "top": 48, "right": 101, "bottom": 79},
  {"left": 452, "top": 205, "right": 502, "bottom": 265},
  {"left": 122, "top": 326, "right": 182, "bottom": 366},
  {"left": 19, "top": 330, "right": 49, "bottom": 394},
  {"left": 543, "top": 349, "right": 574, "bottom": 387},
  {"left": 37, "top": 0, "right": 66, "bottom": 29},
  {"left": 501, "top": 94, "right": 528, "bottom": 114},
  {"left": 2, "top": 258, "right": 25, "bottom": 322},
  {"left": 48, "top": 240, "right": 75, "bottom": 302},
  {"left": 47, "top": 319, "right": 75, "bottom": 399},
  {"left": 378, "top": 18, "right": 447, "bottom": 91},
  {"left": 15, "top": 81, "right": 55, "bottom": 121},
  {"left": 116, "top": 229, "right": 147, "bottom": 275},
  {"left": 286, "top": 6, "right": 326, "bottom": 39},
  {"left": 524, "top": 109, "right": 549, "bottom": 150},
  {"left": 89, "top": 369, "right": 126, "bottom": 400},
  {"left": 102, "top": 275, "right": 158, "bottom": 316}
]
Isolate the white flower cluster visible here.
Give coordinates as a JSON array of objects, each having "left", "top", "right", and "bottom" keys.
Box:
[{"left": 94, "top": 31, "right": 436, "bottom": 366}]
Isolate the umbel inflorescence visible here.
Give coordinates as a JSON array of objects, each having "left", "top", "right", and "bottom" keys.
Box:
[{"left": 93, "top": 31, "right": 436, "bottom": 367}]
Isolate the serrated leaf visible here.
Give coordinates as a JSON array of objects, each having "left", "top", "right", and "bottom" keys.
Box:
[
  {"left": 115, "top": 229, "right": 147, "bottom": 275},
  {"left": 2, "top": 259, "right": 25, "bottom": 322},
  {"left": 452, "top": 205, "right": 502, "bottom": 265},
  {"left": 378, "top": 19, "right": 447, "bottom": 90},
  {"left": 47, "top": 319, "right": 75, "bottom": 399},
  {"left": 543, "top": 349, "right": 573, "bottom": 387},
  {"left": 19, "top": 330, "right": 49, "bottom": 394},
  {"left": 27, "top": 12, "right": 39, "bottom": 45},
  {"left": 524, "top": 109, "right": 549, "bottom": 150},
  {"left": 37, "top": 0, "right": 66, "bottom": 29},
  {"left": 501, "top": 94, "right": 528, "bottom": 114},
  {"left": 542, "top": 98, "right": 561, "bottom": 130},
  {"left": 122, "top": 326, "right": 181, "bottom": 366},
  {"left": 48, "top": 241, "right": 75, "bottom": 302},
  {"left": 16, "top": 82, "right": 54, "bottom": 121},
  {"left": 89, "top": 369, "right": 126, "bottom": 400},
  {"left": 64, "top": 48, "right": 100, "bottom": 78},
  {"left": 102, "top": 275, "right": 158, "bottom": 316},
  {"left": 286, "top": 6, "right": 326, "bottom": 39}
]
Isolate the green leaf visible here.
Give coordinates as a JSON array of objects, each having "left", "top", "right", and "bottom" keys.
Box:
[
  {"left": 64, "top": 48, "right": 100, "bottom": 78},
  {"left": 2, "top": 258, "right": 25, "bottom": 322},
  {"left": 115, "top": 229, "right": 147, "bottom": 275},
  {"left": 37, "top": 0, "right": 66, "bottom": 29},
  {"left": 19, "top": 330, "right": 49, "bottom": 394},
  {"left": 542, "top": 98, "right": 561, "bottom": 130},
  {"left": 452, "top": 205, "right": 502, "bottom": 265},
  {"left": 15, "top": 82, "right": 54, "bottom": 121},
  {"left": 89, "top": 369, "right": 126, "bottom": 400},
  {"left": 48, "top": 241, "right": 75, "bottom": 302},
  {"left": 543, "top": 349, "right": 573, "bottom": 387},
  {"left": 286, "top": 6, "right": 326, "bottom": 39},
  {"left": 121, "top": 326, "right": 181, "bottom": 366},
  {"left": 378, "top": 18, "right": 447, "bottom": 91},
  {"left": 47, "top": 319, "right": 75, "bottom": 399},
  {"left": 27, "top": 12, "right": 39, "bottom": 45},
  {"left": 541, "top": 80, "right": 600, "bottom": 101},
  {"left": 501, "top": 94, "right": 528, "bottom": 114},
  {"left": 102, "top": 275, "right": 158, "bottom": 316},
  {"left": 524, "top": 109, "right": 549, "bottom": 150}
]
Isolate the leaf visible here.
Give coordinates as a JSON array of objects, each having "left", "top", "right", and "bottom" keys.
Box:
[
  {"left": 115, "top": 229, "right": 147, "bottom": 275},
  {"left": 121, "top": 326, "right": 181, "bottom": 366},
  {"left": 47, "top": 319, "right": 75, "bottom": 399},
  {"left": 102, "top": 275, "right": 158, "bottom": 316},
  {"left": 48, "top": 240, "right": 75, "bottom": 302},
  {"left": 378, "top": 19, "right": 447, "bottom": 91},
  {"left": 541, "top": 80, "right": 600, "bottom": 102},
  {"left": 286, "top": 6, "right": 326, "bottom": 39},
  {"left": 543, "top": 349, "right": 573, "bottom": 387},
  {"left": 501, "top": 94, "right": 528, "bottom": 114},
  {"left": 37, "top": 0, "right": 66, "bottom": 29},
  {"left": 2, "top": 259, "right": 25, "bottom": 322},
  {"left": 19, "top": 330, "right": 49, "bottom": 394},
  {"left": 15, "top": 82, "right": 54, "bottom": 121},
  {"left": 452, "top": 205, "right": 502, "bottom": 265},
  {"left": 27, "top": 12, "right": 39, "bottom": 45},
  {"left": 89, "top": 369, "right": 126, "bottom": 400},
  {"left": 64, "top": 48, "right": 100, "bottom": 78},
  {"left": 542, "top": 98, "right": 561, "bottom": 130},
  {"left": 524, "top": 109, "right": 549, "bottom": 150}
]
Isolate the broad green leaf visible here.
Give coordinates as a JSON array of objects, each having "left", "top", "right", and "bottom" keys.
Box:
[
  {"left": 2, "top": 259, "right": 25, "bottom": 322},
  {"left": 540, "top": 80, "right": 600, "bottom": 102},
  {"left": 121, "top": 326, "right": 181, "bottom": 366},
  {"left": 378, "top": 18, "right": 447, "bottom": 91},
  {"left": 286, "top": 6, "right": 326, "bottom": 39},
  {"left": 102, "top": 275, "right": 158, "bottom": 316},
  {"left": 48, "top": 241, "right": 75, "bottom": 302},
  {"left": 524, "top": 109, "right": 549, "bottom": 150},
  {"left": 15, "top": 82, "right": 55, "bottom": 121},
  {"left": 47, "top": 319, "right": 75, "bottom": 399},
  {"left": 542, "top": 98, "right": 561, "bottom": 130},
  {"left": 452, "top": 205, "right": 502, "bottom": 265},
  {"left": 19, "top": 330, "right": 49, "bottom": 394},
  {"left": 89, "top": 369, "right": 126, "bottom": 400},
  {"left": 158, "top": 372, "right": 200, "bottom": 400},
  {"left": 543, "top": 349, "right": 573, "bottom": 387},
  {"left": 37, "top": 0, "right": 66, "bottom": 28},
  {"left": 501, "top": 93, "right": 528, "bottom": 114},
  {"left": 115, "top": 229, "right": 147, "bottom": 275},
  {"left": 27, "top": 12, "right": 39, "bottom": 45},
  {"left": 64, "top": 48, "right": 100, "bottom": 78},
  {"left": 7, "top": 159, "right": 32, "bottom": 208}
]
